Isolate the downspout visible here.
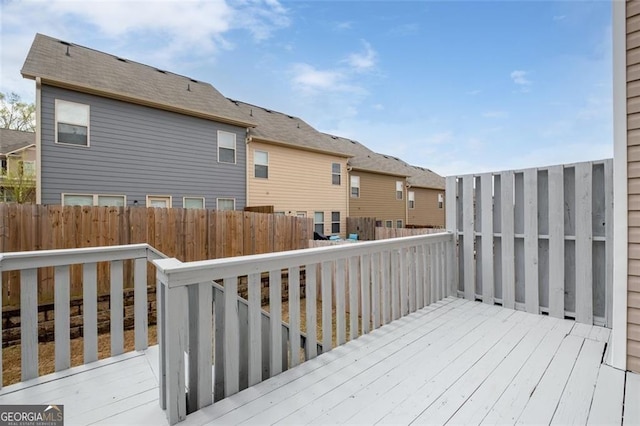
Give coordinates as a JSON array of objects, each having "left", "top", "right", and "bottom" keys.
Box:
[
  {"left": 246, "top": 130, "right": 251, "bottom": 209},
  {"left": 35, "top": 77, "right": 42, "bottom": 204},
  {"left": 610, "top": 0, "right": 628, "bottom": 370}
]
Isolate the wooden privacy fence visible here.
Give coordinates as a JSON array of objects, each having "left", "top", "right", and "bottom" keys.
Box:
[
  {"left": 446, "top": 158, "right": 613, "bottom": 326},
  {"left": 0, "top": 204, "right": 313, "bottom": 306}
]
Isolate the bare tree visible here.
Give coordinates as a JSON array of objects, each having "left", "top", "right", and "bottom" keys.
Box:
[
  {"left": 0, "top": 92, "right": 35, "bottom": 132},
  {"left": 2, "top": 154, "right": 36, "bottom": 204}
]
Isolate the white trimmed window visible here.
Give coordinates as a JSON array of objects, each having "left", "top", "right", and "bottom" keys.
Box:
[
  {"left": 314, "top": 211, "right": 324, "bottom": 235},
  {"left": 147, "top": 195, "right": 171, "bottom": 208},
  {"left": 62, "top": 193, "right": 125, "bottom": 206},
  {"left": 331, "top": 211, "right": 340, "bottom": 234},
  {"left": 184, "top": 197, "right": 205, "bottom": 209},
  {"left": 351, "top": 176, "right": 360, "bottom": 198},
  {"left": 56, "top": 100, "right": 90, "bottom": 146},
  {"left": 396, "top": 181, "right": 403, "bottom": 200},
  {"left": 97, "top": 195, "right": 125, "bottom": 206},
  {"left": 62, "top": 194, "right": 92, "bottom": 206},
  {"left": 218, "top": 131, "right": 236, "bottom": 164},
  {"left": 409, "top": 191, "right": 415, "bottom": 209},
  {"left": 18, "top": 160, "right": 36, "bottom": 176},
  {"left": 255, "top": 150, "right": 268, "bottom": 178},
  {"left": 332, "top": 163, "right": 341, "bottom": 185},
  {"left": 385, "top": 220, "right": 393, "bottom": 228},
  {"left": 438, "top": 193, "right": 444, "bottom": 209},
  {"left": 217, "top": 198, "right": 235, "bottom": 211},
  {"left": 396, "top": 219, "right": 403, "bottom": 229}
]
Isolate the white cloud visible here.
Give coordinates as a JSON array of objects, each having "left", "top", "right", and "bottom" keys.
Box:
[
  {"left": 1, "top": 0, "right": 291, "bottom": 99},
  {"left": 467, "top": 89, "right": 482, "bottom": 96},
  {"left": 372, "top": 104, "right": 384, "bottom": 111},
  {"left": 345, "top": 40, "right": 377, "bottom": 72},
  {"left": 334, "top": 21, "right": 353, "bottom": 31},
  {"left": 553, "top": 15, "right": 566, "bottom": 21},
  {"left": 291, "top": 63, "right": 343, "bottom": 91},
  {"left": 510, "top": 70, "right": 532, "bottom": 86},
  {"left": 482, "top": 110, "right": 508, "bottom": 119}
]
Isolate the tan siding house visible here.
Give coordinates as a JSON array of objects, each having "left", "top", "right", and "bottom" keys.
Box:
[
  {"left": 407, "top": 187, "right": 445, "bottom": 228},
  {"left": 626, "top": 0, "right": 640, "bottom": 373},
  {"left": 349, "top": 169, "right": 408, "bottom": 227},
  {"left": 234, "top": 101, "right": 351, "bottom": 237},
  {"left": 613, "top": 0, "right": 640, "bottom": 373}
]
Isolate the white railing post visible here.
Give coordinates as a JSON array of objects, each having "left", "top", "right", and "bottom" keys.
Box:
[
  {"left": 134, "top": 257, "right": 148, "bottom": 351},
  {"left": 21, "top": 268, "right": 38, "bottom": 381},
  {"left": 83, "top": 262, "right": 98, "bottom": 363},
  {"left": 54, "top": 265, "right": 71, "bottom": 372},
  {"left": 446, "top": 176, "right": 459, "bottom": 298},
  {"left": 154, "top": 258, "right": 187, "bottom": 425},
  {"left": 187, "top": 282, "right": 213, "bottom": 412}
]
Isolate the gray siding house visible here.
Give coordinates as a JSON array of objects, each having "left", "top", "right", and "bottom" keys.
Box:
[{"left": 21, "top": 34, "right": 254, "bottom": 209}]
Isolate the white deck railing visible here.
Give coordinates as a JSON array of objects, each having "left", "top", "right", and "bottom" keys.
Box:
[
  {"left": 0, "top": 244, "right": 166, "bottom": 389},
  {"left": 154, "top": 232, "right": 456, "bottom": 424}
]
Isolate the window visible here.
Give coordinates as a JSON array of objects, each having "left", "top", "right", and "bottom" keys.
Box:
[
  {"left": 63, "top": 194, "right": 93, "bottom": 206},
  {"left": 254, "top": 150, "right": 268, "bottom": 178},
  {"left": 18, "top": 160, "right": 35, "bottom": 176},
  {"left": 217, "top": 198, "right": 235, "bottom": 211},
  {"left": 396, "top": 181, "right": 403, "bottom": 200},
  {"left": 438, "top": 193, "right": 444, "bottom": 209},
  {"left": 332, "top": 163, "right": 341, "bottom": 185},
  {"left": 331, "top": 211, "right": 340, "bottom": 234},
  {"left": 147, "top": 195, "right": 171, "bottom": 208},
  {"left": 351, "top": 176, "right": 360, "bottom": 198},
  {"left": 314, "top": 211, "right": 324, "bottom": 234},
  {"left": 97, "top": 195, "right": 125, "bottom": 206},
  {"left": 184, "top": 197, "right": 205, "bottom": 209},
  {"left": 218, "top": 131, "right": 236, "bottom": 164},
  {"left": 375, "top": 220, "right": 382, "bottom": 227},
  {"left": 56, "top": 100, "right": 89, "bottom": 146},
  {"left": 409, "top": 191, "right": 415, "bottom": 209},
  {"left": 62, "top": 194, "right": 125, "bottom": 206},
  {"left": 385, "top": 220, "right": 393, "bottom": 228},
  {"left": 396, "top": 220, "right": 403, "bottom": 229}
]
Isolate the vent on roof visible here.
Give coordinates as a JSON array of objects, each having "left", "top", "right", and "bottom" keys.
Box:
[
  {"left": 156, "top": 69, "right": 167, "bottom": 74},
  {"left": 187, "top": 84, "right": 191, "bottom": 92},
  {"left": 331, "top": 136, "right": 338, "bottom": 140},
  {"left": 350, "top": 140, "right": 356, "bottom": 144},
  {"left": 263, "top": 108, "right": 272, "bottom": 113},
  {"left": 383, "top": 155, "right": 389, "bottom": 159},
  {"left": 190, "top": 79, "right": 198, "bottom": 83},
  {"left": 59, "top": 40, "right": 72, "bottom": 46},
  {"left": 115, "top": 57, "right": 127, "bottom": 63},
  {"left": 287, "top": 115, "right": 295, "bottom": 119}
]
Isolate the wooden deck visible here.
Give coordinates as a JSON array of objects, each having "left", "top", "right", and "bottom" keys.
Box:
[{"left": 0, "top": 297, "right": 638, "bottom": 425}]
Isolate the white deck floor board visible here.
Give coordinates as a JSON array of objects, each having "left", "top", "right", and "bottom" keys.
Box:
[
  {"left": 302, "top": 305, "right": 511, "bottom": 425},
  {"left": 446, "top": 315, "right": 569, "bottom": 425},
  {"left": 624, "top": 371, "right": 640, "bottom": 425},
  {"left": 281, "top": 304, "right": 508, "bottom": 424},
  {"left": 1, "top": 297, "right": 628, "bottom": 426},
  {"left": 586, "top": 364, "right": 625, "bottom": 425},
  {"left": 550, "top": 338, "right": 605, "bottom": 425},
  {"left": 195, "top": 299, "right": 473, "bottom": 425}
]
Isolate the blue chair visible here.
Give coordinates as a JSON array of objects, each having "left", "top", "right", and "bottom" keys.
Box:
[{"left": 347, "top": 233, "right": 358, "bottom": 241}]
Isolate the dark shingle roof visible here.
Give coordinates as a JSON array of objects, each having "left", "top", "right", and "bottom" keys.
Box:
[
  {"left": 0, "top": 128, "right": 35, "bottom": 155},
  {"left": 231, "top": 100, "right": 351, "bottom": 157},
  {"left": 21, "top": 34, "right": 254, "bottom": 127},
  {"left": 318, "top": 132, "right": 445, "bottom": 189}
]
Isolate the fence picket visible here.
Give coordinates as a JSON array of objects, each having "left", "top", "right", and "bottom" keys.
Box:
[
  {"left": 54, "top": 265, "right": 71, "bottom": 372},
  {"left": 575, "top": 162, "right": 593, "bottom": 324},
  {"left": 524, "top": 168, "right": 539, "bottom": 314}
]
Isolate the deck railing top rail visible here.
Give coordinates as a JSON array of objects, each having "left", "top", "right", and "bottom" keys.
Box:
[{"left": 154, "top": 232, "right": 453, "bottom": 287}]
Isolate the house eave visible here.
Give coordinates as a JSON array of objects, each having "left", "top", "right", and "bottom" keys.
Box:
[
  {"left": 249, "top": 136, "right": 352, "bottom": 158},
  {"left": 22, "top": 73, "right": 256, "bottom": 129}
]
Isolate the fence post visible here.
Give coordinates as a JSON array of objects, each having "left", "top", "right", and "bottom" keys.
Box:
[{"left": 154, "top": 258, "right": 187, "bottom": 425}]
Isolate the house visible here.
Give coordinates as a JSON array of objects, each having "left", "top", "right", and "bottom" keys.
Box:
[
  {"left": 612, "top": 0, "right": 640, "bottom": 374},
  {"left": 0, "top": 128, "right": 36, "bottom": 202},
  {"left": 21, "top": 33, "right": 255, "bottom": 209},
  {"left": 321, "top": 133, "right": 410, "bottom": 228},
  {"left": 232, "top": 100, "right": 352, "bottom": 237},
  {"left": 322, "top": 133, "right": 445, "bottom": 229},
  {"left": 405, "top": 165, "right": 446, "bottom": 228}
]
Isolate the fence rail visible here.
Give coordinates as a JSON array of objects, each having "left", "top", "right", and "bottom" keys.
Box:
[
  {"left": 0, "top": 204, "right": 313, "bottom": 306},
  {"left": 446, "top": 158, "right": 613, "bottom": 326},
  {"left": 154, "top": 232, "right": 455, "bottom": 424}
]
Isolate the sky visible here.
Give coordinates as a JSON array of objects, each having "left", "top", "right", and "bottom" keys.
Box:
[{"left": 0, "top": 0, "right": 613, "bottom": 177}]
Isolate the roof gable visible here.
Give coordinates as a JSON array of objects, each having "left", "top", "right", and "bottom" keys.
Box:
[{"left": 0, "top": 128, "right": 35, "bottom": 155}]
